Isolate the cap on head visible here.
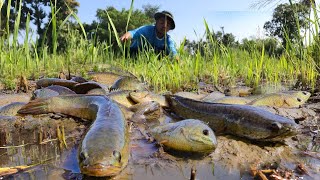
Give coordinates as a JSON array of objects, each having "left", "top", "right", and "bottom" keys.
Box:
[{"left": 154, "top": 11, "right": 175, "bottom": 30}]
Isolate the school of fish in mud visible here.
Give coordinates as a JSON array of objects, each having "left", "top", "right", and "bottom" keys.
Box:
[{"left": 0, "top": 71, "right": 319, "bottom": 179}]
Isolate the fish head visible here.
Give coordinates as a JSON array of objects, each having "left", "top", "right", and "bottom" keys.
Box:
[
  {"left": 79, "top": 148, "right": 127, "bottom": 177},
  {"left": 182, "top": 119, "right": 218, "bottom": 153},
  {"left": 264, "top": 120, "right": 300, "bottom": 141},
  {"left": 296, "top": 91, "right": 311, "bottom": 103}
]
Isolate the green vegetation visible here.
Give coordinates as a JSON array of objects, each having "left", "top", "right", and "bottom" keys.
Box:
[{"left": 0, "top": 0, "right": 318, "bottom": 93}]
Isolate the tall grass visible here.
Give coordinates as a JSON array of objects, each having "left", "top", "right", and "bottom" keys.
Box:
[{"left": 0, "top": 0, "right": 318, "bottom": 92}]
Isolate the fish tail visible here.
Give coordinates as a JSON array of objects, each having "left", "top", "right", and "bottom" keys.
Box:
[{"left": 18, "top": 99, "right": 50, "bottom": 114}]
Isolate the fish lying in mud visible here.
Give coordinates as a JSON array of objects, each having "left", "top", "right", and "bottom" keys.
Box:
[
  {"left": 36, "top": 78, "right": 78, "bottom": 89},
  {"left": 247, "top": 92, "right": 307, "bottom": 108},
  {"left": 31, "top": 85, "right": 76, "bottom": 100},
  {"left": 129, "top": 91, "right": 168, "bottom": 107},
  {"left": 0, "top": 102, "right": 27, "bottom": 116},
  {"left": 150, "top": 119, "right": 217, "bottom": 154},
  {"left": 110, "top": 76, "right": 147, "bottom": 91},
  {"left": 166, "top": 95, "right": 299, "bottom": 142},
  {"left": 18, "top": 95, "right": 129, "bottom": 177}
]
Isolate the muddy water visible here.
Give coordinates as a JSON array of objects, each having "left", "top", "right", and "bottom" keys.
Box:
[{"left": 1, "top": 93, "right": 320, "bottom": 179}]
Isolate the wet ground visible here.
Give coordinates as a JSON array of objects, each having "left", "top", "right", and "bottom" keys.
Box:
[{"left": 0, "top": 92, "right": 320, "bottom": 180}]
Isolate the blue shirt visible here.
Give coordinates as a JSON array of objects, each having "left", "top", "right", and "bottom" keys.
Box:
[{"left": 129, "top": 25, "right": 177, "bottom": 56}]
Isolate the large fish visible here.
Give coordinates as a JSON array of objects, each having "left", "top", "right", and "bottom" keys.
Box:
[
  {"left": 18, "top": 95, "right": 129, "bottom": 177},
  {"left": 150, "top": 119, "right": 217, "bottom": 153},
  {"left": 166, "top": 95, "right": 299, "bottom": 142}
]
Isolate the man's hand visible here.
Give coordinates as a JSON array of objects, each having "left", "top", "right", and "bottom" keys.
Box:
[{"left": 120, "top": 32, "right": 132, "bottom": 42}]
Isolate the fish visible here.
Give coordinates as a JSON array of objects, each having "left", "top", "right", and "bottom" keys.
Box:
[
  {"left": 36, "top": 78, "right": 78, "bottom": 89},
  {"left": 150, "top": 119, "right": 217, "bottom": 153},
  {"left": 203, "top": 96, "right": 251, "bottom": 105},
  {"left": 166, "top": 95, "right": 299, "bottom": 142},
  {"left": 247, "top": 93, "right": 305, "bottom": 108},
  {"left": 110, "top": 76, "right": 147, "bottom": 91},
  {"left": 129, "top": 91, "right": 168, "bottom": 107},
  {"left": 88, "top": 72, "right": 122, "bottom": 86},
  {"left": 18, "top": 95, "right": 129, "bottom": 177},
  {"left": 0, "top": 102, "right": 27, "bottom": 116},
  {"left": 31, "top": 85, "right": 76, "bottom": 100}
]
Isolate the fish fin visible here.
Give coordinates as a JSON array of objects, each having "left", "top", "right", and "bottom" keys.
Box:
[{"left": 17, "top": 99, "right": 50, "bottom": 114}]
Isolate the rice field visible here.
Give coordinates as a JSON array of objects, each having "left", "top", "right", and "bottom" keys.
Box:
[{"left": 0, "top": 0, "right": 319, "bottom": 93}]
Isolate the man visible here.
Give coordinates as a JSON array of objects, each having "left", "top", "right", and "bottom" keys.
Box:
[{"left": 120, "top": 10, "right": 179, "bottom": 60}]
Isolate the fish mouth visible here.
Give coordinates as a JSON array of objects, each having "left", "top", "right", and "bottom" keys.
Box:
[{"left": 80, "top": 163, "right": 122, "bottom": 177}]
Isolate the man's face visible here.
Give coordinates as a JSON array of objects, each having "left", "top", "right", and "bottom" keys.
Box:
[{"left": 155, "top": 17, "right": 172, "bottom": 35}]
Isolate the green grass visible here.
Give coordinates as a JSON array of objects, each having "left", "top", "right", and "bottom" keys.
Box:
[{"left": 0, "top": 0, "right": 318, "bottom": 92}]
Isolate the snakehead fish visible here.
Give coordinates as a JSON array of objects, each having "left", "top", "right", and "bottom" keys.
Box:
[
  {"left": 18, "top": 95, "right": 129, "bottom": 177},
  {"left": 166, "top": 95, "right": 299, "bottom": 142}
]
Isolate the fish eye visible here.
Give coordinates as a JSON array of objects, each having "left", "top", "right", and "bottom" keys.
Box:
[
  {"left": 79, "top": 152, "right": 86, "bottom": 161},
  {"left": 297, "top": 98, "right": 302, "bottom": 102},
  {"left": 203, "top": 129, "right": 209, "bottom": 136},
  {"left": 113, "top": 150, "right": 122, "bottom": 162},
  {"left": 270, "top": 122, "right": 282, "bottom": 131}
]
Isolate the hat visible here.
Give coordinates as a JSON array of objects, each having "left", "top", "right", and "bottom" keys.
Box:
[{"left": 154, "top": 11, "right": 175, "bottom": 30}]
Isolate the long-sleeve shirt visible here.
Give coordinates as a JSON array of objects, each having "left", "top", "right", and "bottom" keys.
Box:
[{"left": 128, "top": 25, "right": 177, "bottom": 56}]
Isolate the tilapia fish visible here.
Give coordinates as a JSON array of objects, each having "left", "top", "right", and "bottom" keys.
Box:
[
  {"left": 18, "top": 95, "right": 129, "bottom": 177},
  {"left": 150, "top": 119, "right": 217, "bottom": 153},
  {"left": 166, "top": 95, "right": 299, "bottom": 142}
]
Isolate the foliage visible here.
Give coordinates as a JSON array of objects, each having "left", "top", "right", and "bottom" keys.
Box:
[{"left": 263, "top": 2, "right": 309, "bottom": 46}]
